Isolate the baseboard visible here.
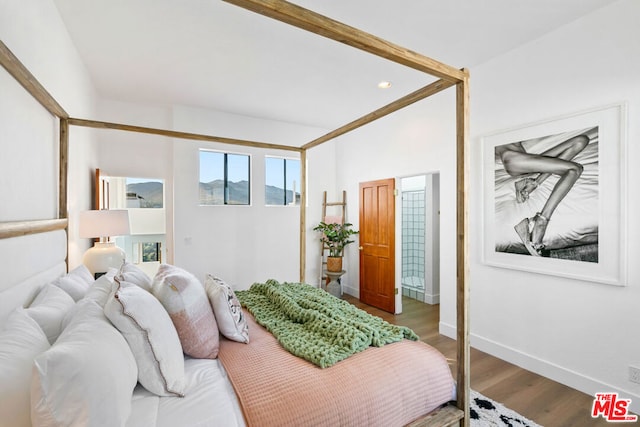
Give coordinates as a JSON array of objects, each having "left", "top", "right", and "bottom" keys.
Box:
[
  {"left": 425, "top": 293, "right": 440, "bottom": 304},
  {"left": 440, "top": 322, "right": 640, "bottom": 414},
  {"left": 342, "top": 283, "right": 358, "bottom": 298}
]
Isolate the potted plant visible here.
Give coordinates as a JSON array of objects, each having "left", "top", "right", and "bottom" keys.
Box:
[{"left": 313, "top": 221, "right": 359, "bottom": 272}]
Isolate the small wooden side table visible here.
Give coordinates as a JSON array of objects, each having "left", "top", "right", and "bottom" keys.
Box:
[{"left": 324, "top": 270, "right": 346, "bottom": 298}]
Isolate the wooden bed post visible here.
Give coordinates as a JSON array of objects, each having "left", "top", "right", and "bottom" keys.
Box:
[
  {"left": 223, "top": 0, "right": 465, "bottom": 83},
  {"left": 59, "top": 118, "right": 69, "bottom": 268},
  {"left": 456, "top": 69, "right": 471, "bottom": 427},
  {"left": 59, "top": 118, "right": 69, "bottom": 220},
  {"left": 67, "top": 118, "right": 301, "bottom": 153},
  {"left": 0, "top": 41, "right": 69, "bottom": 120},
  {"left": 299, "top": 148, "right": 307, "bottom": 283},
  {"left": 302, "top": 80, "right": 454, "bottom": 150}
]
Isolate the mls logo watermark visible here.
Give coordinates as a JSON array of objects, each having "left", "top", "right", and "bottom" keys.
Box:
[{"left": 592, "top": 393, "right": 638, "bottom": 422}]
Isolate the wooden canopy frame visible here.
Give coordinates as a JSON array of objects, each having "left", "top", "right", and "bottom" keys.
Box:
[{"left": 0, "top": 0, "right": 469, "bottom": 425}]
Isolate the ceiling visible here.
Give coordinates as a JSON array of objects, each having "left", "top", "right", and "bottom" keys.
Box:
[{"left": 52, "top": 0, "right": 618, "bottom": 130}]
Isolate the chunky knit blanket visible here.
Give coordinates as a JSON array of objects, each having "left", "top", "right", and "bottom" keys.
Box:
[{"left": 235, "top": 279, "right": 418, "bottom": 368}]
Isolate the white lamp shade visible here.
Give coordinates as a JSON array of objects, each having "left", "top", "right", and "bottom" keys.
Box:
[{"left": 79, "top": 210, "right": 131, "bottom": 239}]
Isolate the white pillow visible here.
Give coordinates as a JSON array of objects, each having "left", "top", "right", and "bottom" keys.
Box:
[
  {"left": 25, "top": 284, "right": 75, "bottom": 344},
  {"left": 52, "top": 265, "right": 94, "bottom": 301},
  {"left": 83, "top": 270, "right": 117, "bottom": 307},
  {"left": 204, "top": 275, "right": 249, "bottom": 343},
  {"left": 0, "top": 308, "right": 50, "bottom": 427},
  {"left": 31, "top": 299, "right": 138, "bottom": 427},
  {"left": 118, "top": 262, "right": 153, "bottom": 292},
  {"left": 151, "top": 264, "right": 219, "bottom": 359},
  {"left": 104, "top": 278, "right": 186, "bottom": 397},
  {"left": 58, "top": 272, "right": 117, "bottom": 333}
]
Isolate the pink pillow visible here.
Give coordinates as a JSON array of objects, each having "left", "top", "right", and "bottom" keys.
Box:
[{"left": 151, "top": 264, "right": 219, "bottom": 359}]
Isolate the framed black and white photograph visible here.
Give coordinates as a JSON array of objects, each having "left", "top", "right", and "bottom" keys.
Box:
[{"left": 481, "top": 103, "right": 627, "bottom": 285}]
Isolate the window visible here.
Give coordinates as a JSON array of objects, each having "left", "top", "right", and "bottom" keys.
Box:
[
  {"left": 125, "top": 177, "right": 164, "bottom": 208},
  {"left": 265, "top": 157, "right": 300, "bottom": 206},
  {"left": 199, "top": 150, "right": 250, "bottom": 205},
  {"left": 101, "top": 175, "right": 164, "bottom": 209},
  {"left": 140, "top": 242, "right": 161, "bottom": 262}
]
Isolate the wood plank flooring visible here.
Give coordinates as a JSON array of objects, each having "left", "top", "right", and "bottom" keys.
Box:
[{"left": 344, "top": 295, "right": 618, "bottom": 427}]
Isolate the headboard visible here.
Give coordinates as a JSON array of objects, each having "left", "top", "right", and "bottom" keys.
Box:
[{"left": 0, "top": 229, "right": 67, "bottom": 326}]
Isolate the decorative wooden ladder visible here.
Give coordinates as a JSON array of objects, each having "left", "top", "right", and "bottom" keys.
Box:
[{"left": 318, "top": 190, "right": 347, "bottom": 286}]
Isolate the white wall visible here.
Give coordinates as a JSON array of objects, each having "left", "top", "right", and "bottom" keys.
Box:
[
  {"left": 0, "top": 71, "right": 58, "bottom": 222},
  {"left": 93, "top": 100, "right": 336, "bottom": 288},
  {"left": 332, "top": 91, "right": 458, "bottom": 305},
  {"left": 304, "top": 140, "right": 338, "bottom": 286},
  {"left": 0, "top": 0, "right": 98, "bottom": 268},
  {"left": 331, "top": 0, "right": 640, "bottom": 412},
  {"left": 172, "top": 106, "right": 330, "bottom": 289},
  {"left": 464, "top": 0, "right": 639, "bottom": 411}
]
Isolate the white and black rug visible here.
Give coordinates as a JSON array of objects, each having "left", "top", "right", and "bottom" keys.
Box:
[{"left": 470, "top": 390, "right": 542, "bottom": 427}]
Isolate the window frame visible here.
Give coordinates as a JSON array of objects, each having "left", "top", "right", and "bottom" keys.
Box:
[
  {"left": 265, "top": 155, "right": 301, "bottom": 207},
  {"left": 199, "top": 149, "right": 252, "bottom": 206}
]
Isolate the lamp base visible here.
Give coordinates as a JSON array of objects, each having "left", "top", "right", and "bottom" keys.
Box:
[{"left": 83, "top": 241, "right": 126, "bottom": 278}]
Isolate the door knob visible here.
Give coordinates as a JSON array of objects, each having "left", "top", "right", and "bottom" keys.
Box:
[{"left": 359, "top": 246, "right": 363, "bottom": 250}]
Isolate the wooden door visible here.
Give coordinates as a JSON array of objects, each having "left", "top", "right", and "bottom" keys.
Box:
[{"left": 359, "top": 178, "right": 395, "bottom": 313}]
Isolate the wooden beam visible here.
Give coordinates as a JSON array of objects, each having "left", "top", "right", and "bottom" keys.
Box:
[
  {"left": 59, "top": 119, "right": 69, "bottom": 219},
  {"left": 406, "top": 404, "right": 464, "bottom": 427},
  {"left": 68, "top": 118, "right": 302, "bottom": 153},
  {"left": 0, "top": 219, "right": 68, "bottom": 240},
  {"left": 303, "top": 78, "right": 454, "bottom": 150},
  {"left": 299, "top": 149, "right": 307, "bottom": 282},
  {"left": 0, "top": 41, "right": 68, "bottom": 119},
  {"left": 456, "top": 69, "right": 470, "bottom": 427},
  {"left": 223, "top": 0, "right": 465, "bottom": 83}
]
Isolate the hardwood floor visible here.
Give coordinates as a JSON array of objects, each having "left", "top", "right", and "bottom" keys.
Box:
[{"left": 344, "top": 295, "right": 617, "bottom": 427}]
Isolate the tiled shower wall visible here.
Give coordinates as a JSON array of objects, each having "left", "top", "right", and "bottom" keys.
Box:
[{"left": 401, "top": 190, "right": 425, "bottom": 292}]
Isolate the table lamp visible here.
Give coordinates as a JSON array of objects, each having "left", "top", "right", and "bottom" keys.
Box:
[{"left": 79, "top": 210, "right": 131, "bottom": 277}]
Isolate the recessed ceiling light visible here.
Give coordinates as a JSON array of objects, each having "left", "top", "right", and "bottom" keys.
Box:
[{"left": 377, "top": 81, "right": 392, "bottom": 89}]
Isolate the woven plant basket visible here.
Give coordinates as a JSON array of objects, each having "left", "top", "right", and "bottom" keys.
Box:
[{"left": 326, "top": 256, "right": 343, "bottom": 272}]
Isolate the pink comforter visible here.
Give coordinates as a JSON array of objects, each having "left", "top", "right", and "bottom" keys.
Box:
[{"left": 218, "top": 313, "right": 455, "bottom": 427}]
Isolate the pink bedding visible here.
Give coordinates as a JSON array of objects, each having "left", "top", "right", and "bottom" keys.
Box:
[{"left": 218, "top": 313, "right": 455, "bottom": 427}]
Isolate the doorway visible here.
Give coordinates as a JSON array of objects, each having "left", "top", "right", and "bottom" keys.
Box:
[{"left": 399, "top": 174, "right": 440, "bottom": 305}]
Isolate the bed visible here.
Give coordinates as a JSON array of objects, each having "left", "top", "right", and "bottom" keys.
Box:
[
  {"left": 0, "top": 0, "right": 470, "bottom": 425},
  {"left": 0, "top": 244, "right": 458, "bottom": 426}
]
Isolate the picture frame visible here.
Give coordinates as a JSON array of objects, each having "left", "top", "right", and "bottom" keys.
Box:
[{"left": 480, "top": 103, "right": 627, "bottom": 286}]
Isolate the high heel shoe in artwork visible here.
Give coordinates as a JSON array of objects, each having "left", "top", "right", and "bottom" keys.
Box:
[{"left": 514, "top": 213, "right": 548, "bottom": 257}]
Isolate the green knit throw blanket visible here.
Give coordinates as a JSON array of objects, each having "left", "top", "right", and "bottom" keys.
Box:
[{"left": 236, "top": 280, "right": 418, "bottom": 368}]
